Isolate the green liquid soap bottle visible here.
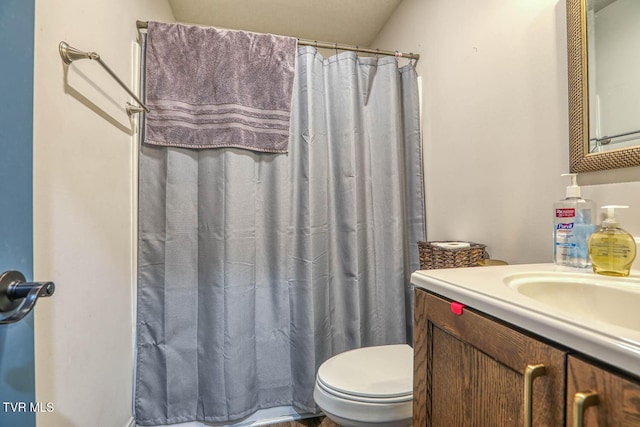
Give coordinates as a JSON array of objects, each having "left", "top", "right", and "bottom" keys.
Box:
[{"left": 588, "top": 205, "right": 637, "bottom": 277}]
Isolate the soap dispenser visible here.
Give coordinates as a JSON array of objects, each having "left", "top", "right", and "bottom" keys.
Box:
[
  {"left": 588, "top": 205, "right": 637, "bottom": 277},
  {"left": 553, "top": 173, "right": 597, "bottom": 267}
]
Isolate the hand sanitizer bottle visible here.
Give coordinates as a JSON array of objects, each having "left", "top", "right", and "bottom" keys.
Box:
[
  {"left": 553, "top": 173, "right": 597, "bottom": 267},
  {"left": 588, "top": 205, "right": 637, "bottom": 277}
]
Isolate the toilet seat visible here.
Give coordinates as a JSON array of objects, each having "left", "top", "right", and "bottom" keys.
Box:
[
  {"left": 316, "top": 377, "right": 412, "bottom": 404},
  {"left": 313, "top": 344, "right": 414, "bottom": 427},
  {"left": 316, "top": 344, "right": 413, "bottom": 399}
]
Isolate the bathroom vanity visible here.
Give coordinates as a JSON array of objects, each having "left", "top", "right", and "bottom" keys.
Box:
[{"left": 410, "top": 264, "right": 640, "bottom": 426}]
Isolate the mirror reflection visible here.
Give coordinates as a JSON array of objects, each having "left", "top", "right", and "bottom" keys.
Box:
[{"left": 587, "top": 0, "right": 640, "bottom": 154}]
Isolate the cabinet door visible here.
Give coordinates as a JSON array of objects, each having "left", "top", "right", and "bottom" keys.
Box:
[
  {"left": 413, "top": 289, "right": 566, "bottom": 426},
  {"left": 567, "top": 355, "right": 640, "bottom": 426}
]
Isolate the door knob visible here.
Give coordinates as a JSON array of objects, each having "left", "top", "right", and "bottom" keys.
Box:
[{"left": 0, "top": 270, "right": 55, "bottom": 324}]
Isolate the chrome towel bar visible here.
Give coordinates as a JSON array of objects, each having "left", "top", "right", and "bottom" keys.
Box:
[{"left": 58, "top": 41, "right": 149, "bottom": 115}]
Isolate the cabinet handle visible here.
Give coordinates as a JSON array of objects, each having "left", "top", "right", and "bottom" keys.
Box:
[
  {"left": 523, "top": 364, "right": 547, "bottom": 427},
  {"left": 573, "top": 392, "right": 599, "bottom": 427}
]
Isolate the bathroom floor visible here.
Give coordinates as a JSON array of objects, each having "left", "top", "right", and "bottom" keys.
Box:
[{"left": 270, "top": 417, "right": 339, "bottom": 427}]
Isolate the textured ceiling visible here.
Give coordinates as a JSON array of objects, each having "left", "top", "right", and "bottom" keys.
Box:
[{"left": 167, "top": 0, "right": 402, "bottom": 47}]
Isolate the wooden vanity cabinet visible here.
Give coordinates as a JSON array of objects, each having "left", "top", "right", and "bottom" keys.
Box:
[
  {"left": 567, "top": 355, "right": 640, "bottom": 426},
  {"left": 413, "top": 288, "right": 640, "bottom": 426},
  {"left": 413, "top": 289, "right": 566, "bottom": 426}
]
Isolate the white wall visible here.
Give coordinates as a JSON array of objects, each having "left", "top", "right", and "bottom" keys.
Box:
[
  {"left": 374, "top": 0, "right": 640, "bottom": 265},
  {"left": 33, "top": 1, "right": 174, "bottom": 426}
]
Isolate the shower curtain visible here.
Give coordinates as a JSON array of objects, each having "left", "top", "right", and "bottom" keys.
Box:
[{"left": 135, "top": 46, "right": 425, "bottom": 425}]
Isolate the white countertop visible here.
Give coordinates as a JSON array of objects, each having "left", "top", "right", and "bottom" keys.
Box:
[{"left": 411, "top": 263, "right": 640, "bottom": 378}]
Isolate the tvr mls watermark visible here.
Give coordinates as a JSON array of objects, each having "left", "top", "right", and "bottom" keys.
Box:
[{"left": 2, "top": 401, "right": 55, "bottom": 413}]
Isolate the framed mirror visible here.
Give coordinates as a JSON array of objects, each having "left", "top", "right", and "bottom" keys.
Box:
[{"left": 567, "top": 0, "right": 640, "bottom": 172}]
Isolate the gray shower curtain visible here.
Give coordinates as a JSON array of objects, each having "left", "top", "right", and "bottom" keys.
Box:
[{"left": 135, "top": 46, "right": 425, "bottom": 425}]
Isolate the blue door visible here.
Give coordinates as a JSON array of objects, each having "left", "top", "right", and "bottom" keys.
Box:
[{"left": 0, "top": 0, "right": 36, "bottom": 426}]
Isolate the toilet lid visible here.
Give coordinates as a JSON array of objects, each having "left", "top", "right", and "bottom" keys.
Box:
[{"left": 316, "top": 344, "right": 413, "bottom": 399}]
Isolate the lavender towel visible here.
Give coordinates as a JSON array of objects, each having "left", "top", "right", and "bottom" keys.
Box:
[{"left": 144, "top": 21, "right": 297, "bottom": 153}]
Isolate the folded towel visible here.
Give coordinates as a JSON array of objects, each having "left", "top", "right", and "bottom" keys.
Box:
[{"left": 144, "top": 21, "right": 297, "bottom": 153}]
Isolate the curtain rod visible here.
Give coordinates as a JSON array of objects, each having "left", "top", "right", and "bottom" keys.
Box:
[{"left": 136, "top": 20, "right": 419, "bottom": 61}]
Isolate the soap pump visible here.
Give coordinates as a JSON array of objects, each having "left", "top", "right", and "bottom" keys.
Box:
[
  {"left": 588, "top": 205, "right": 637, "bottom": 277},
  {"left": 553, "top": 173, "right": 596, "bottom": 267}
]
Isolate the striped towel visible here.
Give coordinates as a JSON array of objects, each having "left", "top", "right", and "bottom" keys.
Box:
[{"left": 144, "top": 21, "right": 297, "bottom": 153}]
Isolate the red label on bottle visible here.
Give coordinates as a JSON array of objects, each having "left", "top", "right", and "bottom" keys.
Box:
[{"left": 556, "top": 208, "right": 575, "bottom": 218}]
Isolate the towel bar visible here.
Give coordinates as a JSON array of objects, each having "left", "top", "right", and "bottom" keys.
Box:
[{"left": 59, "top": 41, "right": 149, "bottom": 115}]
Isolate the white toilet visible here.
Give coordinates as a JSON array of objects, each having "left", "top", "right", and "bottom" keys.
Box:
[{"left": 313, "top": 344, "right": 413, "bottom": 427}]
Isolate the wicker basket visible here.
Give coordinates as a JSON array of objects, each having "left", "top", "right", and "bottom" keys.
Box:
[{"left": 417, "top": 241, "right": 487, "bottom": 270}]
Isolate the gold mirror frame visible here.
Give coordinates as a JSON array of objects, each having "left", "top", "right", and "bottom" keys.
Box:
[{"left": 567, "top": 0, "right": 640, "bottom": 173}]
